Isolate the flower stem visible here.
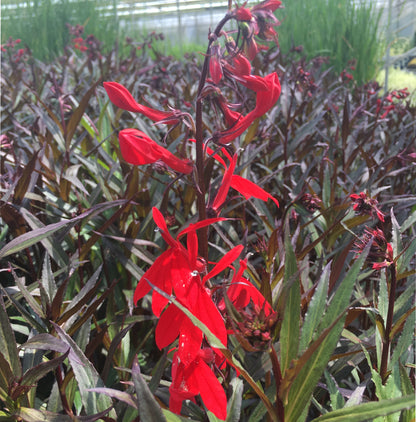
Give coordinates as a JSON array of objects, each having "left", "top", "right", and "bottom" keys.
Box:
[
  {"left": 380, "top": 263, "right": 397, "bottom": 384},
  {"left": 194, "top": 13, "right": 232, "bottom": 260}
]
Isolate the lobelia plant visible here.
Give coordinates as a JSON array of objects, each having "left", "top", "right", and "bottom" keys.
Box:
[
  {"left": 103, "top": 1, "right": 283, "bottom": 418},
  {"left": 1, "top": 1, "right": 415, "bottom": 422}
]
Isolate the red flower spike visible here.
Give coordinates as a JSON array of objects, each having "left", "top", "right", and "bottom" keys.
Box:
[
  {"left": 231, "top": 175, "right": 279, "bottom": 208},
  {"left": 103, "top": 81, "right": 179, "bottom": 124},
  {"left": 118, "top": 129, "right": 193, "bottom": 174}
]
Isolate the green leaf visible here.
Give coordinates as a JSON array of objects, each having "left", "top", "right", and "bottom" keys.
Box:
[
  {"left": 0, "top": 285, "right": 46, "bottom": 333},
  {"left": 22, "top": 333, "right": 69, "bottom": 354},
  {"left": 390, "top": 308, "right": 415, "bottom": 367},
  {"left": 65, "top": 82, "right": 99, "bottom": 148},
  {"left": 51, "top": 322, "right": 115, "bottom": 418},
  {"left": 20, "top": 350, "right": 69, "bottom": 387},
  {"left": 0, "top": 200, "right": 128, "bottom": 259},
  {"left": 163, "top": 409, "right": 196, "bottom": 421},
  {"left": 398, "top": 364, "right": 415, "bottom": 422},
  {"left": 87, "top": 387, "right": 137, "bottom": 409},
  {"left": 14, "top": 149, "right": 40, "bottom": 204},
  {"left": 13, "top": 274, "right": 45, "bottom": 319},
  {"left": 324, "top": 370, "right": 344, "bottom": 411},
  {"left": 283, "top": 242, "right": 371, "bottom": 422},
  {"left": 279, "top": 223, "right": 301, "bottom": 375},
  {"left": 299, "top": 263, "right": 330, "bottom": 353},
  {"left": 14, "top": 407, "right": 72, "bottom": 422},
  {"left": 40, "top": 253, "right": 56, "bottom": 306},
  {"left": 131, "top": 355, "right": 167, "bottom": 422},
  {"left": 0, "top": 295, "right": 21, "bottom": 377},
  {"left": 226, "top": 378, "right": 243, "bottom": 422},
  {"left": 0, "top": 352, "right": 13, "bottom": 401},
  {"left": 149, "top": 282, "right": 278, "bottom": 422},
  {"left": 311, "top": 395, "right": 415, "bottom": 422}
]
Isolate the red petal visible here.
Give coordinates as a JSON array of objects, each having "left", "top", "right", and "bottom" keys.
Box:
[
  {"left": 203, "top": 244, "right": 244, "bottom": 282},
  {"left": 104, "top": 81, "right": 178, "bottom": 123},
  {"left": 133, "top": 251, "right": 173, "bottom": 305},
  {"left": 227, "top": 278, "right": 274, "bottom": 315},
  {"left": 118, "top": 128, "right": 162, "bottom": 165},
  {"left": 187, "top": 230, "right": 198, "bottom": 268},
  {"left": 159, "top": 149, "right": 193, "bottom": 174},
  {"left": 152, "top": 207, "right": 177, "bottom": 248},
  {"left": 193, "top": 359, "right": 227, "bottom": 420},
  {"left": 103, "top": 81, "right": 143, "bottom": 112},
  {"left": 231, "top": 175, "right": 279, "bottom": 207},
  {"left": 212, "top": 154, "right": 237, "bottom": 211},
  {"left": 178, "top": 217, "right": 227, "bottom": 239},
  {"left": 177, "top": 317, "right": 204, "bottom": 366},
  {"left": 191, "top": 285, "right": 227, "bottom": 346},
  {"left": 155, "top": 304, "right": 185, "bottom": 349}
]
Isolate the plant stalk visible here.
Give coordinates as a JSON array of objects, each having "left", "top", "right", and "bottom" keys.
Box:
[
  {"left": 194, "top": 13, "right": 232, "bottom": 260},
  {"left": 380, "top": 263, "right": 397, "bottom": 384}
]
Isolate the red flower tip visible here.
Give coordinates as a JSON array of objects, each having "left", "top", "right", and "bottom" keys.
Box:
[
  {"left": 234, "top": 6, "right": 253, "bottom": 21},
  {"left": 103, "top": 81, "right": 179, "bottom": 124}
]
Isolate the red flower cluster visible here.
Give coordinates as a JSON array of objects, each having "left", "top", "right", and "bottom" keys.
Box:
[
  {"left": 232, "top": 0, "right": 283, "bottom": 60},
  {"left": 354, "top": 227, "right": 393, "bottom": 270},
  {"left": 376, "top": 88, "right": 410, "bottom": 119},
  {"left": 133, "top": 208, "right": 273, "bottom": 418},
  {"left": 350, "top": 191, "right": 385, "bottom": 222}
]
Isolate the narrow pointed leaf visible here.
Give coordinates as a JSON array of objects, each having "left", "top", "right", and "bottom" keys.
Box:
[
  {"left": 21, "top": 350, "right": 69, "bottom": 387},
  {"left": 0, "top": 295, "right": 21, "bottom": 377},
  {"left": 132, "top": 355, "right": 167, "bottom": 422},
  {"left": 88, "top": 387, "right": 138, "bottom": 409},
  {"left": 311, "top": 394, "right": 414, "bottom": 422},
  {"left": 283, "top": 242, "right": 371, "bottom": 422},
  {"left": 65, "top": 82, "right": 99, "bottom": 147},
  {"left": 280, "top": 224, "right": 300, "bottom": 375},
  {"left": 51, "top": 322, "right": 115, "bottom": 417},
  {"left": 15, "top": 407, "right": 72, "bottom": 422},
  {"left": 299, "top": 263, "right": 330, "bottom": 353},
  {"left": 0, "top": 200, "right": 128, "bottom": 259}
]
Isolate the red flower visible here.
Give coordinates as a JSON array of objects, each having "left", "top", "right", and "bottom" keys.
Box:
[
  {"left": 103, "top": 81, "right": 179, "bottom": 124},
  {"left": 134, "top": 208, "right": 228, "bottom": 352},
  {"left": 234, "top": 5, "right": 253, "bottom": 21},
  {"left": 218, "top": 71, "right": 281, "bottom": 143},
  {"left": 219, "top": 259, "right": 274, "bottom": 316},
  {"left": 218, "top": 258, "right": 277, "bottom": 350},
  {"left": 118, "top": 128, "right": 193, "bottom": 174}
]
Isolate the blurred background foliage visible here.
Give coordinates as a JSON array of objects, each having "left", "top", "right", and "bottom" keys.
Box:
[{"left": 1, "top": 0, "right": 416, "bottom": 85}]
